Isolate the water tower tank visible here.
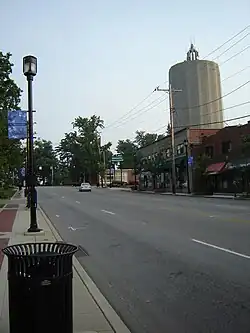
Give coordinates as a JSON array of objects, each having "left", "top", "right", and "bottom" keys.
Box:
[{"left": 169, "top": 44, "right": 223, "bottom": 132}]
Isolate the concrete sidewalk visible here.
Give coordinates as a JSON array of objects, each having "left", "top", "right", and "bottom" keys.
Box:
[
  {"left": 0, "top": 196, "right": 130, "bottom": 333},
  {"left": 108, "top": 187, "right": 247, "bottom": 200}
]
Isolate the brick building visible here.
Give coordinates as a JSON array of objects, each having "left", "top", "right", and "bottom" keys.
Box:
[
  {"left": 192, "top": 122, "right": 250, "bottom": 193},
  {"left": 137, "top": 127, "right": 219, "bottom": 192}
]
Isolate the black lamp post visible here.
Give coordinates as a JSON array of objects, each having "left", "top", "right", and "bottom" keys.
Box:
[
  {"left": 184, "top": 139, "right": 191, "bottom": 194},
  {"left": 23, "top": 55, "right": 41, "bottom": 232}
]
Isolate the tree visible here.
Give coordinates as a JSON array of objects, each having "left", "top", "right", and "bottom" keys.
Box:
[
  {"left": 0, "top": 51, "right": 23, "bottom": 186},
  {"left": 134, "top": 130, "right": 159, "bottom": 148},
  {"left": 72, "top": 115, "right": 107, "bottom": 183},
  {"left": 56, "top": 131, "right": 80, "bottom": 183},
  {"left": 193, "top": 154, "right": 210, "bottom": 193},
  {"left": 56, "top": 115, "right": 112, "bottom": 184},
  {"left": 99, "top": 141, "right": 112, "bottom": 184},
  {"left": 116, "top": 139, "right": 137, "bottom": 168},
  {"left": 34, "top": 139, "right": 57, "bottom": 185}
]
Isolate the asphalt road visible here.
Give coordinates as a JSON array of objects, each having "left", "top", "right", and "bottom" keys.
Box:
[{"left": 38, "top": 186, "right": 250, "bottom": 333}]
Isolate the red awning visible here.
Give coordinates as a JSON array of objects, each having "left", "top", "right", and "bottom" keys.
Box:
[{"left": 206, "top": 162, "right": 226, "bottom": 174}]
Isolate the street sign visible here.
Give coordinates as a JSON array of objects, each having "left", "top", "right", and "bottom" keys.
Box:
[
  {"left": 112, "top": 155, "right": 123, "bottom": 162},
  {"left": 188, "top": 156, "right": 194, "bottom": 165}
]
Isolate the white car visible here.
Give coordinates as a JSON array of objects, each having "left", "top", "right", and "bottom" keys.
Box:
[{"left": 79, "top": 182, "right": 91, "bottom": 192}]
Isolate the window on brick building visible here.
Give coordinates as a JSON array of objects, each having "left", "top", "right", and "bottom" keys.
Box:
[
  {"left": 221, "top": 141, "right": 232, "bottom": 154},
  {"left": 177, "top": 144, "right": 184, "bottom": 155},
  {"left": 205, "top": 146, "right": 213, "bottom": 158}
]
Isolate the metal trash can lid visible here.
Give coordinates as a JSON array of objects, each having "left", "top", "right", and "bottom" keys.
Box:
[{"left": 2, "top": 242, "right": 78, "bottom": 258}]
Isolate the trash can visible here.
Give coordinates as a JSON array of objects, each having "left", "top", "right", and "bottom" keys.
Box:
[{"left": 2, "top": 242, "right": 78, "bottom": 333}]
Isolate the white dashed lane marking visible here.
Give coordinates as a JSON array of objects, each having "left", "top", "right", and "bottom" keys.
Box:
[{"left": 101, "top": 209, "right": 115, "bottom": 215}]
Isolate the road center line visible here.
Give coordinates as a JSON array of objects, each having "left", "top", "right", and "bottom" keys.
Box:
[
  {"left": 101, "top": 209, "right": 115, "bottom": 215},
  {"left": 192, "top": 238, "right": 250, "bottom": 259}
]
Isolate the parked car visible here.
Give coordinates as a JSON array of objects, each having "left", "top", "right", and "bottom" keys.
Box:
[{"left": 79, "top": 182, "right": 91, "bottom": 192}]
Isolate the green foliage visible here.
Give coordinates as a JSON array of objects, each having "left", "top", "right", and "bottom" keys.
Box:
[
  {"left": 141, "top": 152, "right": 166, "bottom": 175},
  {"left": 0, "top": 187, "right": 16, "bottom": 199},
  {"left": 56, "top": 115, "right": 112, "bottom": 183},
  {"left": 33, "top": 139, "right": 58, "bottom": 184},
  {"left": 193, "top": 154, "right": 210, "bottom": 193},
  {"left": 116, "top": 130, "right": 164, "bottom": 171},
  {"left": 134, "top": 130, "right": 159, "bottom": 148},
  {"left": 0, "top": 51, "right": 23, "bottom": 185},
  {"left": 116, "top": 139, "right": 137, "bottom": 169}
]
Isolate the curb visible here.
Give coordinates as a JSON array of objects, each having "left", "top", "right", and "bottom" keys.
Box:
[
  {"left": 202, "top": 195, "right": 250, "bottom": 200},
  {"left": 202, "top": 195, "right": 235, "bottom": 200},
  {"left": 38, "top": 206, "right": 131, "bottom": 333},
  {"left": 132, "top": 190, "right": 248, "bottom": 200}
]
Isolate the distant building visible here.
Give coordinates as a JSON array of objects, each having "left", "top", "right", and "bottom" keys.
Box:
[
  {"left": 169, "top": 44, "right": 223, "bottom": 132},
  {"left": 137, "top": 128, "right": 219, "bottom": 192},
  {"left": 192, "top": 121, "right": 250, "bottom": 193},
  {"left": 102, "top": 168, "right": 137, "bottom": 185}
]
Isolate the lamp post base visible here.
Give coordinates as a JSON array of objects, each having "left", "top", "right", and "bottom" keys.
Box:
[
  {"left": 27, "top": 226, "right": 42, "bottom": 233},
  {"left": 24, "top": 229, "right": 44, "bottom": 236}
]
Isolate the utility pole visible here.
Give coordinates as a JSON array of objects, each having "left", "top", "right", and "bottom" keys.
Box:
[
  {"left": 97, "top": 135, "right": 101, "bottom": 185},
  {"left": 103, "top": 150, "right": 106, "bottom": 186},
  {"left": 155, "top": 84, "right": 182, "bottom": 195}
]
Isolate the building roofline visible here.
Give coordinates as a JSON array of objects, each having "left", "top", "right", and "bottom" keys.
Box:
[
  {"left": 137, "top": 128, "right": 187, "bottom": 151},
  {"left": 136, "top": 127, "right": 223, "bottom": 152}
]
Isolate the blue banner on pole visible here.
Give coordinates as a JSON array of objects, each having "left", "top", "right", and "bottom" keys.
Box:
[
  {"left": 8, "top": 110, "right": 27, "bottom": 139},
  {"left": 20, "top": 167, "right": 25, "bottom": 178}
]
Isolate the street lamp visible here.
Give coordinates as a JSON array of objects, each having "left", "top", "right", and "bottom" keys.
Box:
[
  {"left": 23, "top": 55, "right": 41, "bottom": 233},
  {"left": 184, "top": 139, "right": 191, "bottom": 194}
]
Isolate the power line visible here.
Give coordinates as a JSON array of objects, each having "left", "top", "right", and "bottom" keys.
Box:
[
  {"left": 104, "top": 91, "right": 154, "bottom": 129},
  {"left": 153, "top": 102, "right": 250, "bottom": 133},
  {"left": 204, "top": 25, "right": 250, "bottom": 59},
  {"left": 176, "top": 113, "right": 250, "bottom": 130},
  {"left": 106, "top": 26, "right": 250, "bottom": 133},
  {"left": 177, "top": 80, "right": 249, "bottom": 111},
  {"left": 110, "top": 96, "right": 167, "bottom": 130},
  {"left": 104, "top": 80, "right": 168, "bottom": 129},
  {"left": 118, "top": 100, "right": 250, "bottom": 145},
  {"left": 222, "top": 66, "right": 250, "bottom": 82},
  {"left": 116, "top": 92, "right": 250, "bottom": 143},
  {"left": 107, "top": 79, "right": 249, "bottom": 131},
  {"left": 212, "top": 32, "right": 250, "bottom": 61},
  {"left": 108, "top": 94, "right": 166, "bottom": 127},
  {"left": 220, "top": 45, "right": 250, "bottom": 65}
]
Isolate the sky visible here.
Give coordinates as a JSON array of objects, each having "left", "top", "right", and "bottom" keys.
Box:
[{"left": 1, "top": 1, "right": 249, "bottom": 150}]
